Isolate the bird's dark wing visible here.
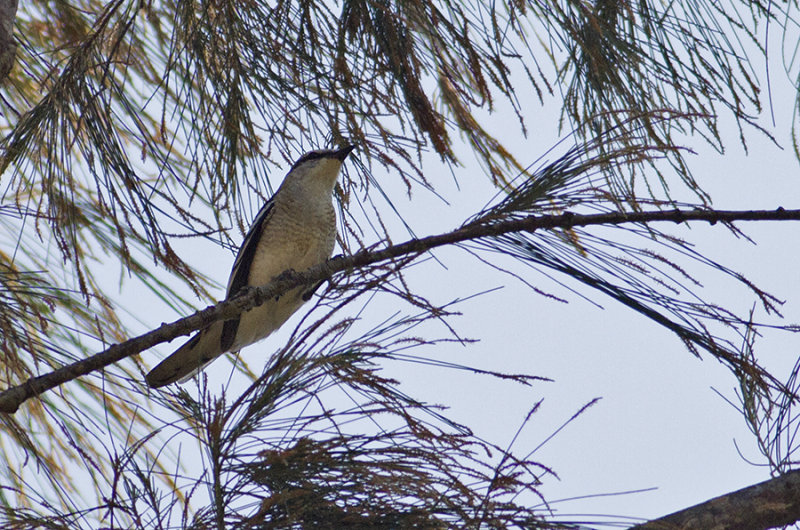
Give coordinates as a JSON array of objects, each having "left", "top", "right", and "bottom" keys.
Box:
[{"left": 221, "top": 198, "right": 275, "bottom": 351}]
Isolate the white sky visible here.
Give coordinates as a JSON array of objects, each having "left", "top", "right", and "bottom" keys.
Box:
[{"left": 413, "top": 62, "right": 800, "bottom": 526}]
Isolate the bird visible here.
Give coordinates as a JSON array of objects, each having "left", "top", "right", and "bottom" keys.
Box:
[{"left": 146, "top": 145, "right": 355, "bottom": 388}]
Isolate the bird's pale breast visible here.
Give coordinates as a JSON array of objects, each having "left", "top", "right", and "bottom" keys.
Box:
[{"left": 231, "top": 200, "right": 336, "bottom": 350}]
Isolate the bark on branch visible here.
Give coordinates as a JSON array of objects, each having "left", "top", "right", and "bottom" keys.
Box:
[
  {"left": 0, "top": 206, "right": 798, "bottom": 413},
  {"left": 633, "top": 468, "right": 800, "bottom": 530},
  {"left": 0, "top": 0, "right": 17, "bottom": 81}
]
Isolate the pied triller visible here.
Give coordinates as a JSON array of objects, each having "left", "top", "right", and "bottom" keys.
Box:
[{"left": 146, "top": 145, "right": 354, "bottom": 388}]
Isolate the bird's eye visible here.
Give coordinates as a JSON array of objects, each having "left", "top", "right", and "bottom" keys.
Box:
[{"left": 290, "top": 151, "right": 328, "bottom": 171}]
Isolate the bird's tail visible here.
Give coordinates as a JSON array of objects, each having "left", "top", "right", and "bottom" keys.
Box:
[{"left": 146, "top": 321, "right": 226, "bottom": 388}]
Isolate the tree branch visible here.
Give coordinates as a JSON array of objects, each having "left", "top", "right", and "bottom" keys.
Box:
[
  {"left": 633, "top": 468, "right": 800, "bottom": 530},
  {"left": 0, "top": 0, "right": 17, "bottom": 81},
  {"left": 0, "top": 206, "right": 798, "bottom": 414}
]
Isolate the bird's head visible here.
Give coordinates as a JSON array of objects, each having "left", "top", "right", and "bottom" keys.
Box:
[{"left": 283, "top": 145, "right": 355, "bottom": 194}]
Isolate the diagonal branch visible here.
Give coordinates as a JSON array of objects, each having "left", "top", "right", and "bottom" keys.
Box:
[
  {"left": 632, "top": 468, "right": 800, "bottom": 530},
  {"left": 0, "top": 206, "right": 798, "bottom": 414},
  {"left": 0, "top": 0, "right": 16, "bottom": 81}
]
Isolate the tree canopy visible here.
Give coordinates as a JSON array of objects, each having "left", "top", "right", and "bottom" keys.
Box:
[{"left": 1, "top": 0, "right": 800, "bottom": 527}]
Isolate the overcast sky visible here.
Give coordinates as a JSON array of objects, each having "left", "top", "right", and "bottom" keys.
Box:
[{"left": 393, "top": 40, "right": 800, "bottom": 525}]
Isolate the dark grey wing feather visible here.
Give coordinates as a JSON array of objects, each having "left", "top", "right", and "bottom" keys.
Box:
[{"left": 221, "top": 198, "right": 275, "bottom": 351}]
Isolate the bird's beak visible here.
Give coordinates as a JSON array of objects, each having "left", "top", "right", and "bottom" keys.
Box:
[{"left": 333, "top": 145, "right": 355, "bottom": 161}]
